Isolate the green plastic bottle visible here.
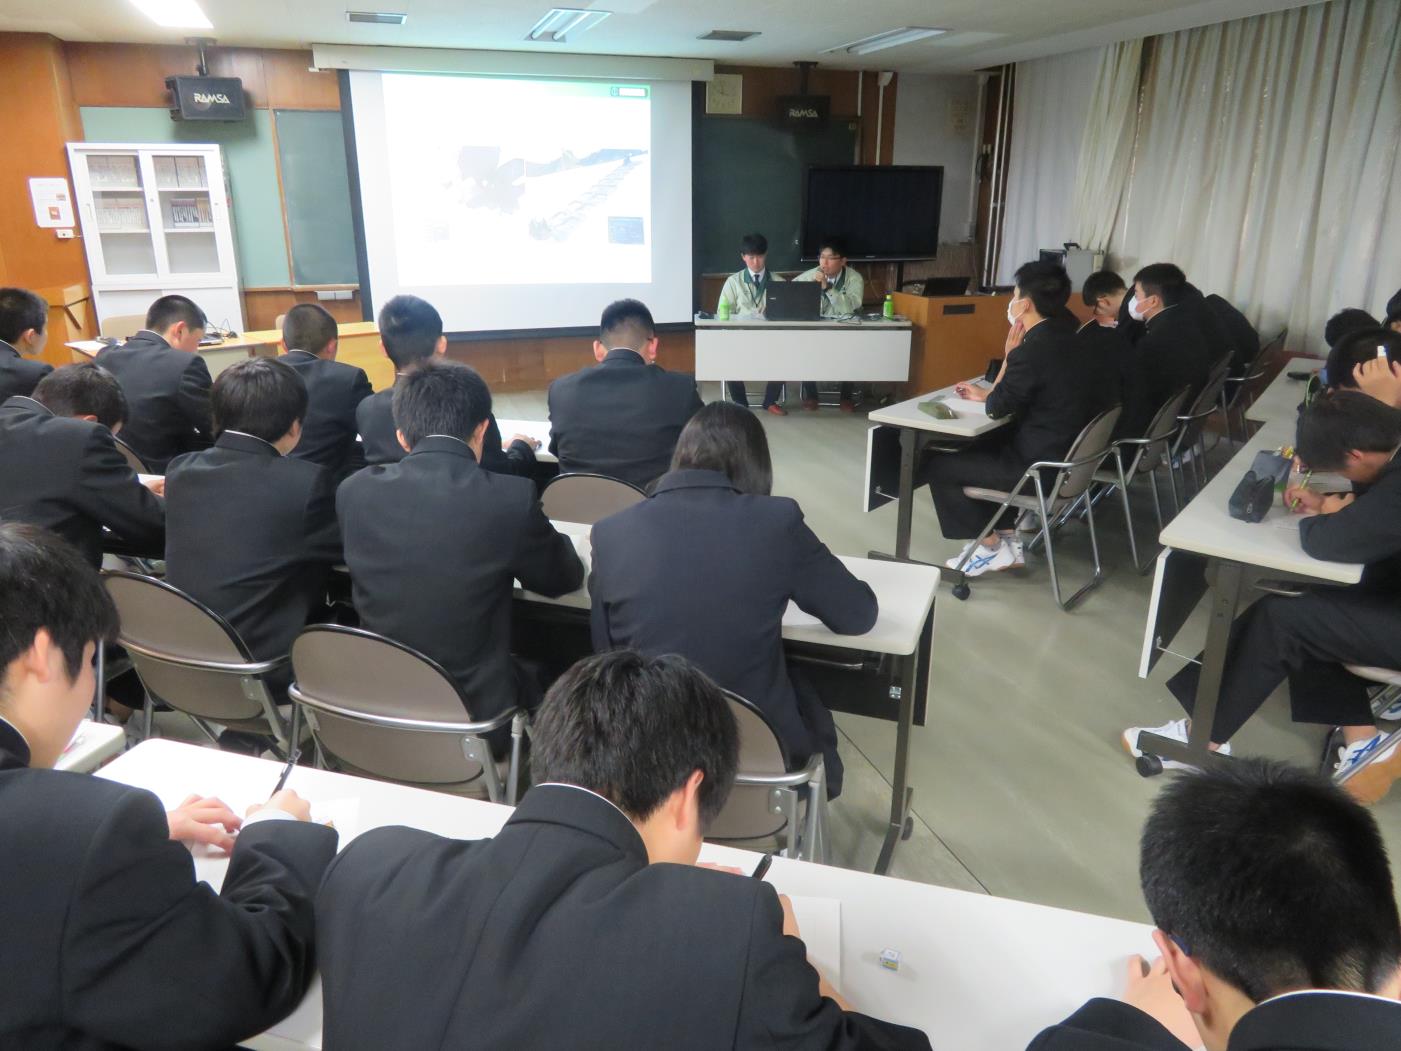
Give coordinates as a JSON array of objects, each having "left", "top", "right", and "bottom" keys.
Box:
[
  {"left": 883, "top": 293, "right": 895, "bottom": 319},
  {"left": 717, "top": 299, "right": 731, "bottom": 321}
]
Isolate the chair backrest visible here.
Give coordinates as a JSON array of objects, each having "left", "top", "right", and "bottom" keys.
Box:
[
  {"left": 541, "top": 473, "right": 646, "bottom": 524},
  {"left": 1130, "top": 387, "right": 1192, "bottom": 477},
  {"left": 103, "top": 572, "right": 269, "bottom": 727},
  {"left": 289, "top": 626, "right": 488, "bottom": 786},
  {"left": 99, "top": 314, "right": 144, "bottom": 340},
  {"left": 706, "top": 693, "right": 792, "bottom": 842},
  {"left": 1228, "top": 341, "right": 1277, "bottom": 410},
  {"left": 1259, "top": 326, "right": 1288, "bottom": 358},
  {"left": 113, "top": 436, "right": 150, "bottom": 474},
  {"left": 1052, "top": 405, "right": 1122, "bottom": 502},
  {"left": 1178, "top": 358, "right": 1232, "bottom": 449},
  {"left": 273, "top": 313, "right": 286, "bottom": 331}
]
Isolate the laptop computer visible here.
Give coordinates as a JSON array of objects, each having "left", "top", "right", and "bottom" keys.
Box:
[
  {"left": 922, "top": 276, "right": 972, "bottom": 296},
  {"left": 766, "top": 281, "right": 822, "bottom": 321}
]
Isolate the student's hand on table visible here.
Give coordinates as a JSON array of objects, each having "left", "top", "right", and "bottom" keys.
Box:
[
  {"left": 141, "top": 476, "right": 166, "bottom": 497},
  {"left": 1004, "top": 320, "right": 1025, "bottom": 353},
  {"left": 167, "top": 794, "right": 242, "bottom": 852},
  {"left": 696, "top": 862, "right": 744, "bottom": 876},
  {"left": 1352, "top": 358, "right": 1401, "bottom": 408},
  {"left": 954, "top": 382, "right": 990, "bottom": 403},
  {"left": 1123, "top": 956, "right": 1199, "bottom": 1048},
  {"left": 509, "top": 434, "right": 541, "bottom": 450},
  {"left": 1284, "top": 485, "right": 1325, "bottom": 514},
  {"left": 1319, "top": 492, "right": 1354, "bottom": 514},
  {"left": 248, "top": 788, "right": 313, "bottom": 822}
]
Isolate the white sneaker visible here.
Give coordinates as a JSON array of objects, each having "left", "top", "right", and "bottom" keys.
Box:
[
  {"left": 1375, "top": 693, "right": 1401, "bottom": 722},
  {"left": 944, "top": 539, "right": 981, "bottom": 570},
  {"left": 956, "top": 538, "right": 1019, "bottom": 578},
  {"left": 1007, "top": 536, "right": 1026, "bottom": 567},
  {"left": 1122, "top": 718, "right": 1231, "bottom": 770},
  {"left": 1335, "top": 735, "right": 1401, "bottom": 804}
]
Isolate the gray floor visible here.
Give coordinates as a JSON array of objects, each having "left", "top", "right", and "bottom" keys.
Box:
[{"left": 498, "top": 384, "right": 1401, "bottom": 922}]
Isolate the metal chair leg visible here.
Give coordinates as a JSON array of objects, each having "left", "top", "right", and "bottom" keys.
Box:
[
  {"left": 507, "top": 711, "right": 527, "bottom": 807},
  {"left": 464, "top": 736, "right": 503, "bottom": 803}
]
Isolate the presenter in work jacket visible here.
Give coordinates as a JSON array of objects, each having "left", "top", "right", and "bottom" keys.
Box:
[{"left": 719, "top": 232, "right": 787, "bottom": 415}]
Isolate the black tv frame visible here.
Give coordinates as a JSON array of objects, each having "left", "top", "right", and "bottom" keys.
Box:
[{"left": 799, "top": 164, "right": 943, "bottom": 264}]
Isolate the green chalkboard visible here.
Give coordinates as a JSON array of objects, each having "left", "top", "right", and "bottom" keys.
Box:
[
  {"left": 273, "top": 110, "right": 359, "bottom": 286},
  {"left": 694, "top": 115, "right": 859, "bottom": 274}
]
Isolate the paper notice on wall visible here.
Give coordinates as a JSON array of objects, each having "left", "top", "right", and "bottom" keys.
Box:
[{"left": 30, "top": 177, "right": 75, "bottom": 228}]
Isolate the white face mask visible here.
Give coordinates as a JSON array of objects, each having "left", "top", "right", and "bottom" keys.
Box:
[
  {"left": 1127, "top": 294, "right": 1146, "bottom": 322},
  {"left": 1006, "top": 297, "right": 1024, "bottom": 326}
]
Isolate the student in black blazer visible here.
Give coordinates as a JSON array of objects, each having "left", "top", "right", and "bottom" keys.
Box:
[
  {"left": 922, "top": 261, "right": 1120, "bottom": 575},
  {"left": 277, "top": 302, "right": 373, "bottom": 477},
  {"left": 1028, "top": 760, "right": 1401, "bottom": 1051},
  {"left": 0, "top": 287, "right": 55, "bottom": 401},
  {"left": 338, "top": 359, "right": 582, "bottom": 745},
  {"left": 164, "top": 357, "right": 341, "bottom": 665},
  {"left": 95, "top": 294, "right": 213, "bottom": 471},
  {"left": 317, "top": 650, "right": 930, "bottom": 1050},
  {"left": 0, "top": 523, "right": 337, "bottom": 1050},
  {"left": 356, "top": 293, "right": 538, "bottom": 473},
  {"left": 590, "top": 402, "right": 876, "bottom": 797},
  {"left": 0, "top": 364, "right": 164, "bottom": 567},
  {"left": 547, "top": 297, "right": 702, "bottom": 489},
  {"left": 1125, "top": 265, "right": 1216, "bottom": 422}
]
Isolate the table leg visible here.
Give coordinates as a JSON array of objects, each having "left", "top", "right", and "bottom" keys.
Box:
[
  {"left": 870, "top": 425, "right": 919, "bottom": 564},
  {"left": 1138, "top": 558, "right": 1243, "bottom": 769},
  {"left": 874, "top": 606, "right": 931, "bottom": 874}
]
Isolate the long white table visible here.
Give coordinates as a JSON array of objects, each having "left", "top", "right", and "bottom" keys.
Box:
[
  {"left": 694, "top": 315, "right": 913, "bottom": 383},
  {"left": 55, "top": 719, "right": 126, "bottom": 773},
  {"left": 1139, "top": 415, "right": 1363, "bottom": 772},
  {"left": 866, "top": 381, "right": 1010, "bottom": 562},
  {"left": 494, "top": 417, "right": 556, "bottom": 464},
  {"left": 98, "top": 740, "right": 1156, "bottom": 1051},
  {"left": 1244, "top": 358, "right": 1321, "bottom": 428},
  {"left": 515, "top": 521, "right": 940, "bottom": 872}
]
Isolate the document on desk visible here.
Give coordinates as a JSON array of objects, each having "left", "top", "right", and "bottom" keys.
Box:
[
  {"left": 789, "top": 896, "right": 842, "bottom": 985},
  {"left": 191, "top": 799, "right": 361, "bottom": 890},
  {"left": 937, "top": 397, "right": 990, "bottom": 417}
]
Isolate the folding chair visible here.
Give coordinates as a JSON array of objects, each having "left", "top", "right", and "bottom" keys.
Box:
[
  {"left": 1169, "top": 358, "right": 1232, "bottom": 498},
  {"left": 1327, "top": 665, "right": 1401, "bottom": 804},
  {"left": 1095, "top": 387, "right": 1191, "bottom": 573},
  {"left": 113, "top": 436, "right": 151, "bottom": 474},
  {"left": 99, "top": 314, "right": 144, "bottom": 340},
  {"left": 1220, "top": 341, "right": 1275, "bottom": 445},
  {"left": 950, "top": 405, "right": 1122, "bottom": 610},
  {"left": 104, "top": 571, "right": 301, "bottom": 754},
  {"left": 540, "top": 472, "right": 646, "bottom": 524},
  {"left": 288, "top": 625, "right": 526, "bottom": 804},
  {"left": 705, "top": 692, "right": 828, "bottom": 863}
]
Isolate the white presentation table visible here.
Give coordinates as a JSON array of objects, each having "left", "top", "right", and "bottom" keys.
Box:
[
  {"left": 866, "top": 381, "right": 1010, "bottom": 562},
  {"left": 55, "top": 719, "right": 126, "bottom": 773},
  {"left": 494, "top": 417, "right": 556, "bottom": 464},
  {"left": 98, "top": 740, "right": 1156, "bottom": 1051},
  {"left": 1243, "top": 359, "right": 1321, "bottom": 428},
  {"left": 514, "top": 521, "right": 940, "bottom": 873},
  {"left": 694, "top": 315, "right": 913, "bottom": 384},
  {"left": 1138, "top": 419, "right": 1363, "bottom": 772}
]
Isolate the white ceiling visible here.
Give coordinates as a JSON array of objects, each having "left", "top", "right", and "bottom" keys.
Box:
[{"left": 0, "top": 0, "right": 1321, "bottom": 74}]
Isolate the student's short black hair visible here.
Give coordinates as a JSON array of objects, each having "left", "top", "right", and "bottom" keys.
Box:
[
  {"left": 0, "top": 287, "right": 47, "bottom": 344},
  {"left": 1081, "top": 270, "right": 1127, "bottom": 308},
  {"left": 1296, "top": 389, "right": 1401, "bottom": 471},
  {"left": 818, "top": 237, "right": 849, "bottom": 258},
  {"left": 211, "top": 357, "right": 308, "bottom": 444},
  {"left": 739, "top": 233, "right": 768, "bottom": 256},
  {"left": 1386, "top": 288, "right": 1401, "bottom": 327},
  {"left": 671, "top": 401, "right": 773, "bottom": 496},
  {"left": 1141, "top": 759, "right": 1401, "bottom": 1003},
  {"left": 1013, "top": 260, "right": 1073, "bottom": 318},
  {"left": 531, "top": 650, "right": 739, "bottom": 827},
  {"left": 1324, "top": 309, "right": 1381, "bottom": 349},
  {"left": 281, "top": 303, "right": 338, "bottom": 355},
  {"left": 378, "top": 294, "right": 443, "bottom": 370},
  {"left": 0, "top": 522, "right": 118, "bottom": 687},
  {"left": 145, "top": 294, "right": 207, "bottom": 335},
  {"left": 599, "top": 299, "right": 655, "bottom": 351},
  {"left": 1132, "top": 263, "right": 1187, "bottom": 307},
  {"left": 32, "top": 364, "right": 127, "bottom": 430},
  {"left": 391, "top": 358, "right": 491, "bottom": 450},
  {"left": 1325, "top": 328, "right": 1401, "bottom": 391}
]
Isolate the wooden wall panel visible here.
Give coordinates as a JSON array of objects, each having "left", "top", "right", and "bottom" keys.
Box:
[
  {"left": 445, "top": 331, "right": 696, "bottom": 394},
  {"left": 262, "top": 50, "right": 341, "bottom": 110},
  {"left": 0, "top": 34, "right": 90, "bottom": 291},
  {"left": 241, "top": 289, "right": 365, "bottom": 331},
  {"left": 65, "top": 43, "right": 328, "bottom": 110}
]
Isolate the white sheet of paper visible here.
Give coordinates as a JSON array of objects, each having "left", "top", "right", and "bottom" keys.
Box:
[
  {"left": 940, "top": 397, "right": 990, "bottom": 416},
  {"left": 191, "top": 799, "right": 362, "bottom": 892},
  {"left": 789, "top": 895, "right": 842, "bottom": 985}
]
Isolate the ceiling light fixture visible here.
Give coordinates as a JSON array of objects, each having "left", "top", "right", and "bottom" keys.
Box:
[
  {"left": 347, "top": 11, "right": 408, "bottom": 25},
  {"left": 129, "top": 0, "right": 213, "bottom": 29},
  {"left": 821, "top": 27, "right": 947, "bottom": 56},
  {"left": 527, "top": 8, "right": 613, "bottom": 43}
]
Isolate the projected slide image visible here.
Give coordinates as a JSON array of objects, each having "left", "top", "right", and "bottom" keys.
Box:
[{"left": 381, "top": 74, "right": 652, "bottom": 287}]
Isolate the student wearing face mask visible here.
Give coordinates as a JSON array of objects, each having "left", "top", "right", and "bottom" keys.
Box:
[
  {"left": 1118, "top": 264, "right": 1215, "bottom": 439},
  {"left": 920, "top": 261, "right": 1119, "bottom": 576},
  {"left": 718, "top": 233, "right": 787, "bottom": 416}
]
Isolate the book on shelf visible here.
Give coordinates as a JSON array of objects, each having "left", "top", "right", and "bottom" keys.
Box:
[
  {"left": 175, "top": 156, "right": 206, "bottom": 188},
  {"left": 169, "top": 197, "right": 203, "bottom": 226},
  {"left": 88, "top": 155, "right": 139, "bottom": 190}
]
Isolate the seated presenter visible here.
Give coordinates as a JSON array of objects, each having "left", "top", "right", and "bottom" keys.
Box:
[
  {"left": 794, "top": 237, "right": 865, "bottom": 412},
  {"left": 718, "top": 232, "right": 787, "bottom": 416}
]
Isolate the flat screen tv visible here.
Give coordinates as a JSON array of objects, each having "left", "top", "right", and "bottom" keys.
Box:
[{"left": 800, "top": 165, "right": 943, "bottom": 262}]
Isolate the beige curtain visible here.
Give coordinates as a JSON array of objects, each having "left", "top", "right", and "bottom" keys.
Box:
[
  {"left": 1068, "top": 38, "right": 1143, "bottom": 254},
  {"left": 1111, "top": 0, "right": 1401, "bottom": 351}
]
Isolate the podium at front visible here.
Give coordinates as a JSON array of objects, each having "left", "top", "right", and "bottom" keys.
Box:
[{"left": 893, "top": 291, "right": 1012, "bottom": 397}]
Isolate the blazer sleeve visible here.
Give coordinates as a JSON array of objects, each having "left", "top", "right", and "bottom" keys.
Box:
[
  {"left": 62, "top": 788, "right": 338, "bottom": 1050},
  {"left": 1299, "top": 480, "right": 1401, "bottom": 565},
  {"left": 735, "top": 886, "right": 931, "bottom": 1050},
  {"left": 985, "top": 345, "right": 1039, "bottom": 421},
  {"left": 1024, "top": 998, "right": 1194, "bottom": 1051},
  {"left": 587, "top": 525, "right": 615, "bottom": 651},
  {"left": 786, "top": 505, "right": 878, "bottom": 636},
  {"left": 512, "top": 496, "right": 585, "bottom": 597},
  {"left": 75, "top": 428, "right": 166, "bottom": 551},
  {"left": 178, "top": 353, "right": 214, "bottom": 441},
  {"left": 349, "top": 368, "right": 374, "bottom": 409},
  {"left": 302, "top": 465, "right": 344, "bottom": 564}
]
